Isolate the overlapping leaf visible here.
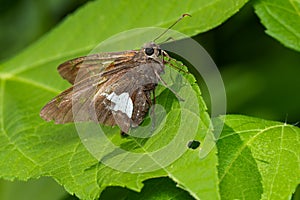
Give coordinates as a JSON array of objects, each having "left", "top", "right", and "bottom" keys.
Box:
[
  {"left": 255, "top": 0, "right": 300, "bottom": 52},
  {"left": 216, "top": 115, "right": 300, "bottom": 200}
]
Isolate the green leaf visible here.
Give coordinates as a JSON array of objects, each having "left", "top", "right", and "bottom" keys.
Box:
[
  {"left": 216, "top": 115, "right": 300, "bottom": 200},
  {"left": 0, "top": 0, "right": 250, "bottom": 199},
  {"left": 1, "top": 0, "right": 249, "bottom": 78},
  {"left": 100, "top": 178, "right": 195, "bottom": 200},
  {"left": 254, "top": 0, "right": 300, "bottom": 52},
  {"left": 0, "top": 177, "right": 67, "bottom": 200}
]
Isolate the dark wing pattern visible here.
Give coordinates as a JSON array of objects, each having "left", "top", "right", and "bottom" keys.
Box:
[
  {"left": 40, "top": 51, "right": 138, "bottom": 125},
  {"left": 40, "top": 46, "right": 165, "bottom": 133},
  {"left": 40, "top": 74, "right": 107, "bottom": 124},
  {"left": 91, "top": 63, "right": 160, "bottom": 133}
]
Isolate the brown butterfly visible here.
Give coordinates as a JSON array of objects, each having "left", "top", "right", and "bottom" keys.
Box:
[{"left": 40, "top": 14, "right": 190, "bottom": 134}]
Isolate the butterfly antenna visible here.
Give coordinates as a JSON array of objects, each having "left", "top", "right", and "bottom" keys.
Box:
[{"left": 153, "top": 14, "right": 191, "bottom": 42}]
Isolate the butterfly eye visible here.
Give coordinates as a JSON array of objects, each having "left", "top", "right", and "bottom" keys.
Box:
[{"left": 145, "top": 48, "right": 154, "bottom": 56}]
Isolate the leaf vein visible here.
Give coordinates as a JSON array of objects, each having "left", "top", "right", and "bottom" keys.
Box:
[
  {"left": 289, "top": 0, "right": 300, "bottom": 16},
  {"left": 263, "top": 2, "right": 300, "bottom": 38},
  {"left": 219, "top": 123, "right": 289, "bottom": 183},
  {"left": 268, "top": 124, "right": 285, "bottom": 197},
  {"left": 11, "top": 76, "right": 61, "bottom": 94},
  {"left": 9, "top": 45, "right": 95, "bottom": 76},
  {"left": 68, "top": 142, "right": 82, "bottom": 185}
]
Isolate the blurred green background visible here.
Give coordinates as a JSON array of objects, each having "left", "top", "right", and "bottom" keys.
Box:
[{"left": 0, "top": 0, "right": 299, "bottom": 199}]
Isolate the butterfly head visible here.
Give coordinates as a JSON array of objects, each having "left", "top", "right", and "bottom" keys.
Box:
[{"left": 142, "top": 42, "right": 162, "bottom": 59}]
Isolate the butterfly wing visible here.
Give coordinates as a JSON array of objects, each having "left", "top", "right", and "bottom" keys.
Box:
[
  {"left": 58, "top": 51, "right": 137, "bottom": 84},
  {"left": 91, "top": 63, "right": 160, "bottom": 133},
  {"left": 40, "top": 50, "right": 138, "bottom": 124},
  {"left": 40, "top": 74, "right": 107, "bottom": 124},
  {"left": 40, "top": 65, "right": 148, "bottom": 131},
  {"left": 41, "top": 50, "right": 163, "bottom": 133}
]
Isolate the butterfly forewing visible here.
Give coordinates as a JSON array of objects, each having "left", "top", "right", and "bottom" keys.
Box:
[
  {"left": 40, "top": 74, "right": 105, "bottom": 123},
  {"left": 58, "top": 51, "right": 137, "bottom": 84}
]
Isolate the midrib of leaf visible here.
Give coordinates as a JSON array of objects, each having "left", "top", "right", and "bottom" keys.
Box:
[
  {"left": 1, "top": 19, "right": 173, "bottom": 78},
  {"left": 290, "top": 0, "right": 300, "bottom": 16},
  {"left": 219, "top": 123, "right": 288, "bottom": 183},
  {"left": 2, "top": 45, "right": 96, "bottom": 78},
  {"left": 11, "top": 76, "right": 61, "bottom": 94},
  {"left": 1, "top": 0, "right": 249, "bottom": 79}
]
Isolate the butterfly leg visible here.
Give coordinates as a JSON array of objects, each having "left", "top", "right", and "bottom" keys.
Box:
[
  {"left": 150, "top": 89, "right": 156, "bottom": 131},
  {"left": 120, "top": 131, "right": 128, "bottom": 137},
  {"left": 154, "top": 71, "right": 184, "bottom": 101}
]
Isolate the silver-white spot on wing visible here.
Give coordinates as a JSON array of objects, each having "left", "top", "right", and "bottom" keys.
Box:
[{"left": 101, "top": 92, "right": 133, "bottom": 118}]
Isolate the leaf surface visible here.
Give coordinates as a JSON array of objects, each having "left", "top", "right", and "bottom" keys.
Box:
[
  {"left": 255, "top": 0, "right": 300, "bottom": 52},
  {"left": 216, "top": 115, "right": 300, "bottom": 200},
  {"left": 0, "top": 0, "right": 249, "bottom": 199}
]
